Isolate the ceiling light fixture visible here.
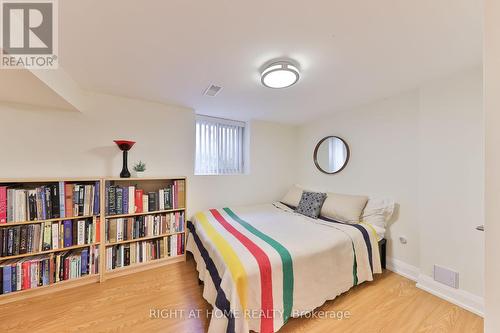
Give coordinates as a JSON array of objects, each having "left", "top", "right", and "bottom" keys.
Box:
[{"left": 261, "top": 61, "right": 300, "bottom": 89}]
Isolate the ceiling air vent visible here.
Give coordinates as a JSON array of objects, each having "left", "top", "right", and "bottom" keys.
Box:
[{"left": 203, "top": 84, "right": 223, "bottom": 97}]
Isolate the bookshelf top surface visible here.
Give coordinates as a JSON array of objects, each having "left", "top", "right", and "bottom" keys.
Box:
[
  {"left": 0, "top": 176, "right": 187, "bottom": 184},
  {"left": 105, "top": 177, "right": 186, "bottom": 181},
  {"left": 0, "top": 177, "right": 101, "bottom": 184}
]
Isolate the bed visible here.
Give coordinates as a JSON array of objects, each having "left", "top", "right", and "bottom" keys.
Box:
[{"left": 186, "top": 202, "right": 383, "bottom": 333}]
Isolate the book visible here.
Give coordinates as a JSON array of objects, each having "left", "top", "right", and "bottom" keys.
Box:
[
  {"left": 77, "top": 220, "right": 85, "bottom": 245},
  {"left": 108, "top": 219, "right": 117, "bottom": 243},
  {"left": 65, "top": 183, "right": 74, "bottom": 217},
  {"left": 134, "top": 189, "right": 143, "bottom": 213},
  {"left": 172, "top": 182, "right": 177, "bottom": 209},
  {"left": 93, "top": 181, "right": 100, "bottom": 215},
  {"left": 12, "top": 226, "right": 20, "bottom": 255},
  {"left": 128, "top": 186, "right": 135, "bottom": 213},
  {"left": 148, "top": 192, "right": 158, "bottom": 212},
  {"left": 51, "top": 223, "right": 59, "bottom": 250},
  {"left": 143, "top": 194, "right": 149, "bottom": 213},
  {"left": 158, "top": 189, "right": 165, "bottom": 210},
  {"left": 63, "top": 220, "right": 72, "bottom": 247},
  {"left": 78, "top": 186, "right": 85, "bottom": 216},
  {"left": 42, "top": 222, "right": 52, "bottom": 251},
  {"left": 96, "top": 218, "right": 101, "bottom": 243},
  {"left": 116, "top": 187, "right": 123, "bottom": 215},
  {"left": 176, "top": 180, "right": 185, "bottom": 208},
  {"left": 126, "top": 218, "right": 133, "bottom": 240},
  {"left": 108, "top": 186, "right": 116, "bottom": 215},
  {"left": 124, "top": 245, "right": 130, "bottom": 266},
  {"left": 51, "top": 184, "right": 60, "bottom": 219},
  {"left": 27, "top": 190, "right": 36, "bottom": 221},
  {"left": 0, "top": 186, "right": 7, "bottom": 223},
  {"left": 7, "top": 229, "right": 14, "bottom": 256},
  {"left": 19, "top": 225, "right": 28, "bottom": 254},
  {"left": 34, "top": 224, "right": 41, "bottom": 252},
  {"left": 166, "top": 186, "right": 172, "bottom": 209},
  {"left": 83, "top": 185, "right": 91, "bottom": 216},
  {"left": 122, "top": 188, "right": 128, "bottom": 215},
  {"left": 7, "top": 189, "right": 14, "bottom": 222},
  {"left": 3, "top": 264, "right": 11, "bottom": 293},
  {"left": 81, "top": 248, "right": 88, "bottom": 275},
  {"left": 116, "top": 219, "right": 124, "bottom": 242},
  {"left": 21, "top": 261, "right": 29, "bottom": 290},
  {"left": 35, "top": 188, "right": 42, "bottom": 220},
  {"left": 59, "top": 182, "right": 66, "bottom": 220}
]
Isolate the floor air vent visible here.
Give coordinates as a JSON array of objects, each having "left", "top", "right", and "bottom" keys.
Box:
[{"left": 433, "top": 265, "right": 459, "bottom": 289}]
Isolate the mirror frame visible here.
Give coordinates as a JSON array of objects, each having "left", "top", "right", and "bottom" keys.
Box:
[{"left": 313, "top": 136, "right": 350, "bottom": 174}]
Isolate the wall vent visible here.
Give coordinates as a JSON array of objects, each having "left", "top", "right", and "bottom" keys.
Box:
[
  {"left": 203, "top": 84, "right": 222, "bottom": 97},
  {"left": 433, "top": 265, "right": 459, "bottom": 289}
]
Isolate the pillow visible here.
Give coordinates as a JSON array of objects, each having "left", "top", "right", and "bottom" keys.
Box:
[
  {"left": 281, "top": 185, "right": 304, "bottom": 208},
  {"left": 321, "top": 192, "right": 369, "bottom": 223},
  {"left": 361, "top": 197, "right": 395, "bottom": 228},
  {"left": 295, "top": 191, "right": 327, "bottom": 219}
]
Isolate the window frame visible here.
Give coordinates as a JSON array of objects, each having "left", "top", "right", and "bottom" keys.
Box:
[{"left": 194, "top": 115, "right": 248, "bottom": 176}]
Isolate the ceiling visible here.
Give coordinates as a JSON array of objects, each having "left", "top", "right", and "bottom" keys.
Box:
[
  {"left": 0, "top": 70, "right": 76, "bottom": 110},
  {"left": 59, "top": 0, "right": 482, "bottom": 124}
]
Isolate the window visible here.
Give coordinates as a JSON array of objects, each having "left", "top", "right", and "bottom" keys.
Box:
[{"left": 195, "top": 115, "right": 246, "bottom": 175}]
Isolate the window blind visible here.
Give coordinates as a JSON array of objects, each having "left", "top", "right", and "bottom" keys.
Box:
[{"left": 195, "top": 115, "right": 245, "bottom": 175}]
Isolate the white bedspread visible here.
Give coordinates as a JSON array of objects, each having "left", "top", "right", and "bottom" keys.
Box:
[{"left": 186, "top": 203, "right": 381, "bottom": 333}]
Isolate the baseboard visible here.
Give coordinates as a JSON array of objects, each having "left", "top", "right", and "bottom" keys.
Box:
[
  {"left": 416, "top": 274, "right": 484, "bottom": 317},
  {"left": 386, "top": 257, "right": 419, "bottom": 281},
  {"left": 386, "top": 256, "right": 484, "bottom": 317}
]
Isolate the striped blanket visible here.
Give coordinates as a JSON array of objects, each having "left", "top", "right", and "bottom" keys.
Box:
[{"left": 186, "top": 203, "right": 381, "bottom": 333}]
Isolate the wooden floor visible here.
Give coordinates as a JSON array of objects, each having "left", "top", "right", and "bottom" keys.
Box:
[{"left": 0, "top": 257, "right": 483, "bottom": 333}]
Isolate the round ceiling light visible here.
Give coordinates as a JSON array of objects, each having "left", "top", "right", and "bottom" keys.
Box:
[{"left": 261, "top": 61, "right": 300, "bottom": 89}]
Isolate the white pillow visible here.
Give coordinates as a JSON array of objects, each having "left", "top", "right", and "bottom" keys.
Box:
[
  {"left": 321, "top": 193, "right": 369, "bottom": 223},
  {"left": 361, "top": 197, "right": 395, "bottom": 228},
  {"left": 281, "top": 185, "right": 304, "bottom": 207}
]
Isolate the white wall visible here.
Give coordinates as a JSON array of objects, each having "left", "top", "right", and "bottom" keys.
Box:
[
  {"left": 0, "top": 92, "right": 297, "bottom": 216},
  {"left": 485, "top": 0, "right": 500, "bottom": 330},
  {"left": 418, "top": 69, "right": 484, "bottom": 297},
  {"left": 297, "top": 90, "right": 421, "bottom": 266},
  {"left": 296, "top": 68, "right": 484, "bottom": 302}
]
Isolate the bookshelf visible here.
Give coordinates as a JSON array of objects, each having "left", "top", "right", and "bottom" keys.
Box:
[
  {"left": 0, "top": 178, "right": 102, "bottom": 304},
  {"left": 102, "top": 177, "right": 187, "bottom": 281},
  {"left": 0, "top": 176, "right": 188, "bottom": 303}
]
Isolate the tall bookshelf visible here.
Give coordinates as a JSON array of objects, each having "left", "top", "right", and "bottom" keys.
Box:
[
  {"left": 102, "top": 177, "right": 187, "bottom": 280},
  {"left": 0, "top": 178, "right": 101, "bottom": 304}
]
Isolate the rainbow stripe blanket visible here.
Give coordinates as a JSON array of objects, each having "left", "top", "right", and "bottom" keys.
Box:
[{"left": 186, "top": 203, "right": 381, "bottom": 333}]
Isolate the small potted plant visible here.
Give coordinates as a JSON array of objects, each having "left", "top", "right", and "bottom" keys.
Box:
[{"left": 132, "top": 161, "right": 146, "bottom": 178}]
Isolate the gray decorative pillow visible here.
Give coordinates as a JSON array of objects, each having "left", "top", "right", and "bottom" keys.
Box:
[{"left": 295, "top": 191, "right": 327, "bottom": 219}]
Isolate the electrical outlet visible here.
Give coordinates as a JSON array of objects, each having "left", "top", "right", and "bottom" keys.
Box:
[{"left": 433, "top": 265, "right": 459, "bottom": 289}]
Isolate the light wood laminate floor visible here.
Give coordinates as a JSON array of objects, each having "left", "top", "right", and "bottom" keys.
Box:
[{"left": 0, "top": 257, "right": 483, "bottom": 333}]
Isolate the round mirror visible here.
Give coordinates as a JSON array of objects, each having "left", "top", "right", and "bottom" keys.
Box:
[{"left": 313, "top": 136, "right": 350, "bottom": 174}]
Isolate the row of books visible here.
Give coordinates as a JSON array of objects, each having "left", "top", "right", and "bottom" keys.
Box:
[
  {"left": 105, "top": 234, "right": 184, "bottom": 270},
  {"left": 106, "top": 212, "right": 184, "bottom": 243},
  {"left": 0, "top": 246, "right": 99, "bottom": 294},
  {"left": 0, "top": 182, "right": 100, "bottom": 223},
  {"left": 0, "top": 218, "right": 100, "bottom": 258},
  {"left": 105, "top": 180, "right": 185, "bottom": 216}
]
